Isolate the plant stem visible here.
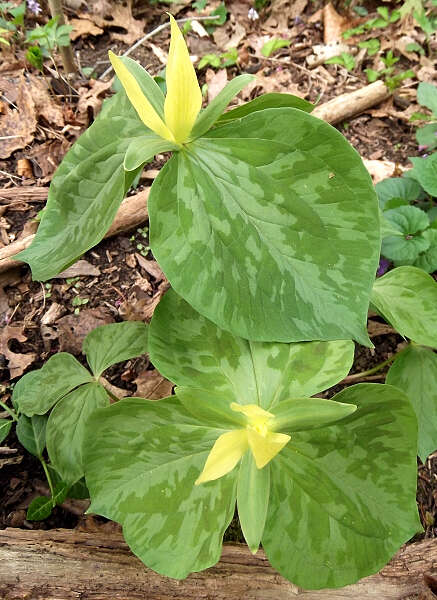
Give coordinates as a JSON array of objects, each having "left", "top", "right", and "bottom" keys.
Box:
[
  {"left": 0, "top": 400, "right": 18, "bottom": 421},
  {"left": 344, "top": 346, "right": 408, "bottom": 382},
  {"left": 40, "top": 457, "right": 56, "bottom": 507},
  {"left": 47, "top": 0, "right": 76, "bottom": 74}
]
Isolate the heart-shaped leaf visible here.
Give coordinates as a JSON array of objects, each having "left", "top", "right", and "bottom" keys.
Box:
[
  {"left": 149, "top": 108, "right": 379, "bottom": 345},
  {"left": 371, "top": 266, "right": 437, "bottom": 347},
  {"left": 387, "top": 344, "right": 437, "bottom": 461},
  {"left": 84, "top": 396, "right": 237, "bottom": 579},
  {"left": 375, "top": 177, "right": 421, "bottom": 210},
  {"left": 149, "top": 290, "right": 355, "bottom": 409},
  {"left": 82, "top": 321, "right": 148, "bottom": 378},
  {"left": 409, "top": 154, "right": 437, "bottom": 196},
  {"left": 382, "top": 205, "right": 430, "bottom": 263},
  {"left": 16, "top": 92, "right": 146, "bottom": 281}
]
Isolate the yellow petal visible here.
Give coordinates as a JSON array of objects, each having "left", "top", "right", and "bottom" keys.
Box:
[
  {"left": 247, "top": 428, "right": 290, "bottom": 469},
  {"left": 195, "top": 430, "right": 248, "bottom": 485},
  {"left": 230, "top": 402, "right": 273, "bottom": 421},
  {"left": 108, "top": 51, "right": 175, "bottom": 142},
  {"left": 164, "top": 15, "right": 202, "bottom": 144}
]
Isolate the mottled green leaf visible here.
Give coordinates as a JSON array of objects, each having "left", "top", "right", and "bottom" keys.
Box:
[
  {"left": 47, "top": 382, "right": 109, "bottom": 485},
  {"left": 149, "top": 291, "right": 355, "bottom": 410},
  {"left": 27, "top": 496, "right": 53, "bottom": 521},
  {"left": 0, "top": 419, "right": 12, "bottom": 443},
  {"left": 270, "top": 397, "right": 357, "bottom": 432},
  {"left": 84, "top": 397, "right": 237, "bottom": 578},
  {"left": 387, "top": 344, "right": 437, "bottom": 460},
  {"left": 16, "top": 414, "right": 47, "bottom": 458},
  {"left": 83, "top": 321, "right": 148, "bottom": 378},
  {"left": 409, "top": 154, "right": 437, "bottom": 196},
  {"left": 263, "top": 384, "right": 421, "bottom": 589},
  {"left": 217, "top": 93, "right": 313, "bottom": 123},
  {"left": 237, "top": 453, "right": 270, "bottom": 553},
  {"left": 191, "top": 74, "right": 254, "bottom": 139},
  {"left": 13, "top": 353, "right": 92, "bottom": 416},
  {"left": 149, "top": 108, "right": 379, "bottom": 344},
  {"left": 371, "top": 266, "right": 437, "bottom": 346},
  {"left": 124, "top": 135, "right": 178, "bottom": 171},
  {"left": 375, "top": 177, "right": 421, "bottom": 210},
  {"left": 16, "top": 92, "right": 145, "bottom": 281}
]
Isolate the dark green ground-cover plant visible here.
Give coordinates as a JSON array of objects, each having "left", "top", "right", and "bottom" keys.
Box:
[{"left": 83, "top": 290, "right": 421, "bottom": 589}]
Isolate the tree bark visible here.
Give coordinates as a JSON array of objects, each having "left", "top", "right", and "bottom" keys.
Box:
[
  {"left": 0, "top": 189, "right": 149, "bottom": 273},
  {"left": 0, "top": 529, "right": 435, "bottom": 600},
  {"left": 47, "top": 0, "right": 77, "bottom": 74}
]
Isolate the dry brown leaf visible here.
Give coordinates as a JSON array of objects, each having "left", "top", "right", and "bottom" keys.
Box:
[
  {"left": 213, "top": 21, "right": 246, "bottom": 51},
  {"left": 206, "top": 68, "right": 228, "bottom": 102},
  {"left": 0, "top": 74, "right": 37, "bottom": 160},
  {"left": 0, "top": 324, "right": 36, "bottom": 378},
  {"left": 56, "top": 308, "right": 113, "bottom": 354},
  {"left": 27, "top": 74, "right": 64, "bottom": 128},
  {"left": 16, "top": 159, "right": 33, "bottom": 179},
  {"left": 367, "top": 319, "right": 395, "bottom": 338},
  {"left": 76, "top": 79, "right": 113, "bottom": 125},
  {"left": 264, "top": 0, "right": 308, "bottom": 33},
  {"left": 323, "top": 2, "right": 347, "bottom": 44},
  {"left": 70, "top": 18, "right": 104, "bottom": 41},
  {"left": 363, "top": 158, "right": 406, "bottom": 183},
  {"left": 57, "top": 260, "right": 100, "bottom": 278},
  {"left": 41, "top": 302, "right": 66, "bottom": 326},
  {"left": 241, "top": 70, "right": 302, "bottom": 100},
  {"left": 134, "top": 369, "right": 173, "bottom": 400},
  {"left": 83, "top": 4, "right": 145, "bottom": 45},
  {"left": 26, "top": 139, "right": 69, "bottom": 178},
  {"left": 134, "top": 256, "right": 164, "bottom": 281}
]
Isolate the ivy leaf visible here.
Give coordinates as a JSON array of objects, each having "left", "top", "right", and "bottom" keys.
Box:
[
  {"left": 16, "top": 92, "right": 145, "bottom": 281},
  {"left": 16, "top": 414, "right": 47, "bottom": 458},
  {"left": 387, "top": 344, "right": 437, "bottom": 461},
  {"left": 84, "top": 396, "right": 237, "bottom": 579},
  {"left": 375, "top": 177, "right": 421, "bottom": 210},
  {"left": 149, "top": 290, "right": 355, "bottom": 409},
  {"left": 382, "top": 205, "right": 430, "bottom": 263},
  {"left": 0, "top": 419, "right": 12, "bottom": 443},
  {"left": 47, "top": 382, "right": 109, "bottom": 485},
  {"left": 409, "top": 155, "right": 437, "bottom": 196},
  {"left": 82, "top": 321, "right": 148, "bottom": 378},
  {"left": 263, "top": 383, "right": 421, "bottom": 589},
  {"left": 13, "top": 353, "right": 92, "bottom": 416},
  {"left": 371, "top": 266, "right": 437, "bottom": 347},
  {"left": 217, "top": 93, "right": 313, "bottom": 123},
  {"left": 149, "top": 109, "right": 379, "bottom": 345}
]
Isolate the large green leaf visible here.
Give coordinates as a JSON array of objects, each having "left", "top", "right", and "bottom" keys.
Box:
[
  {"left": 263, "top": 383, "right": 420, "bottom": 589},
  {"left": 47, "top": 382, "right": 109, "bottom": 485},
  {"left": 387, "top": 344, "right": 437, "bottom": 460},
  {"left": 149, "top": 108, "right": 379, "bottom": 344},
  {"left": 371, "top": 266, "right": 437, "bottom": 347},
  {"left": 84, "top": 397, "right": 237, "bottom": 578},
  {"left": 82, "top": 321, "right": 149, "bottom": 378},
  {"left": 409, "top": 154, "right": 437, "bottom": 196},
  {"left": 13, "top": 353, "right": 93, "bottom": 416},
  {"left": 149, "top": 290, "right": 354, "bottom": 409},
  {"left": 16, "top": 414, "right": 47, "bottom": 458},
  {"left": 16, "top": 92, "right": 145, "bottom": 281}
]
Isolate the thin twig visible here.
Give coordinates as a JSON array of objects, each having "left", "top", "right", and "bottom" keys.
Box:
[{"left": 99, "top": 15, "right": 219, "bottom": 80}]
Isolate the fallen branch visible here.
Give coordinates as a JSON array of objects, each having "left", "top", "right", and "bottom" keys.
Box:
[
  {"left": 0, "top": 189, "right": 149, "bottom": 274},
  {"left": 0, "top": 529, "right": 435, "bottom": 599},
  {"left": 312, "top": 80, "right": 391, "bottom": 124}
]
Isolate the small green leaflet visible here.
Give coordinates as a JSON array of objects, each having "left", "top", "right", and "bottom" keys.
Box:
[
  {"left": 150, "top": 108, "right": 379, "bottom": 345},
  {"left": 261, "top": 38, "right": 290, "bottom": 57},
  {"left": 371, "top": 266, "right": 437, "bottom": 347},
  {"left": 0, "top": 419, "right": 12, "bottom": 443},
  {"left": 387, "top": 344, "right": 437, "bottom": 461},
  {"left": 16, "top": 414, "right": 47, "bottom": 458}
]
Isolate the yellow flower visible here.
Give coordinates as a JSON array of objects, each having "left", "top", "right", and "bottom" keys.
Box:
[
  {"left": 195, "top": 403, "right": 290, "bottom": 485},
  {"left": 108, "top": 15, "right": 202, "bottom": 145}
]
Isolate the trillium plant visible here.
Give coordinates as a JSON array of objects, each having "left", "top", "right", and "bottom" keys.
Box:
[{"left": 10, "top": 14, "right": 437, "bottom": 591}]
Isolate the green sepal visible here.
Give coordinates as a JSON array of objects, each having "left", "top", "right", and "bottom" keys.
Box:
[
  {"left": 175, "top": 387, "right": 246, "bottom": 429},
  {"left": 217, "top": 93, "right": 314, "bottom": 123},
  {"left": 82, "top": 321, "right": 149, "bottom": 378},
  {"left": 124, "top": 135, "right": 179, "bottom": 171},
  {"left": 190, "top": 74, "right": 255, "bottom": 139},
  {"left": 16, "top": 92, "right": 145, "bottom": 281},
  {"left": 47, "top": 382, "right": 109, "bottom": 485},
  {"left": 16, "top": 414, "right": 47, "bottom": 458},
  {"left": 387, "top": 344, "right": 437, "bottom": 461},
  {"left": 270, "top": 397, "right": 357, "bottom": 433},
  {"left": 0, "top": 419, "right": 12, "bottom": 443},
  {"left": 237, "top": 452, "right": 270, "bottom": 554},
  {"left": 116, "top": 54, "right": 166, "bottom": 119},
  {"left": 13, "top": 353, "right": 93, "bottom": 416},
  {"left": 371, "top": 266, "right": 437, "bottom": 347}
]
